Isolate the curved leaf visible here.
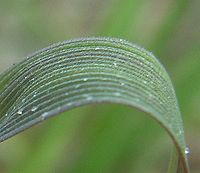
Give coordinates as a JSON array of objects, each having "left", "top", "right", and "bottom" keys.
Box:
[{"left": 0, "top": 37, "right": 189, "bottom": 172}]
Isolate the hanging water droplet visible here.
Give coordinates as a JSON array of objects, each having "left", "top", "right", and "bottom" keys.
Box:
[
  {"left": 83, "top": 78, "right": 88, "bottom": 82},
  {"left": 41, "top": 112, "right": 48, "bottom": 120},
  {"left": 33, "top": 92, "right": 37, "bottom": 97},
  {"left": 31, "top": 106, "right": 38, "bottom": 112},
  {"left": 184, "top": 147, "right": 190, "bottom": 155},
  {"left": 5, "top": 113, "right": 8, "bottom": 117},
  {"left": 67, "top": 103, "right": 73, "bottom": 107},
  {"left": 143, "top": 80, "right": 147, "bottom": 84},
  {"left": 167, "top": 95, "right": 171, "bottom": 100},
  {"left": 60, "top": 70, "right": 65, "bottom": 74},
  {"left": 120, "top": 82, "right": 125, "bottom": 86},
  {"left": 149, "top": 51, "right": 154, "bottom": 56},
  {"left": 150, "top": 80, "right": 154, "bottom": 85},
  {"left": 30, "top": 78, "right": 35, "bottom": 81},
  {"left": 17, "top": 109, "right": 23, "bottom": 115},
  {"left": 86, "top": 96, "right": 93, "bottom": 101},
  {"left": 113, "top": 62, "right": 117, "bottom": 67}
]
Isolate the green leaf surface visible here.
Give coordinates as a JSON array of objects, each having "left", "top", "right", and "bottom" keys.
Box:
[{"left": 0, "top": 37, "right": 189, "bottom": 172}]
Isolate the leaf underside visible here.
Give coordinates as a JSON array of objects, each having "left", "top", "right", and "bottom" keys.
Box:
[{"left": 0, "top": 37, "right": 189, "bottom": 172}]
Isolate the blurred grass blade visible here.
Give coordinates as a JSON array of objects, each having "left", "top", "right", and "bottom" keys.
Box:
[
  {"left": 0, "top": 37, "right": 189, "bottom": 172},
  {"left": 99, "top": 0, "right": 145, "bottom": 39},
  {"left": 174, "top": 44, "right": 200, "bottom": 109},
  {"left": 150, "top": 0, "right": 189, "bottom": 56}
]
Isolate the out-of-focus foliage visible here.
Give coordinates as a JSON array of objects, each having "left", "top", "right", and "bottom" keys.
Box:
[{"left": 0, "top": 0, "right": 199, "bottom": 172}]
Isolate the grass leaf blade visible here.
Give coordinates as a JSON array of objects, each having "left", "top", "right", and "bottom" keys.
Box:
[{"left": 0, "top": 37, "right": 189, "bottom": 172}]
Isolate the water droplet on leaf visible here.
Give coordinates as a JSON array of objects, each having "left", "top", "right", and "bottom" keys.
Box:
[
  {"left": 113, "top": 62, "right": 117, "bottom": 67},
  {"left": 17, "top": 109, "right": 23, "bottom": 115},
  {"left": 41, "top": 112, "right": 48, "bottom": 120},
  {"left": 143, "top": 80, "right": 147, "bottom": 84},
  {"left": 67, "top": 103, "right": 73, "bottom": 107},
  {"left": 120, "top": 82, "right": 125, "bottom": 86},
  {"left": 184, "top": 147, "right": 190, "bottom": 155},
  {"left": 31, "top": 106, "right": 38, "bottom": 112}
]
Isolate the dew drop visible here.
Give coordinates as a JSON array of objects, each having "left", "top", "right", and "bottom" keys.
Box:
[
  {"left": 30, "top": 78, "right": 35, "bottom": 81},
  {"left": 95, "top": 47, "right": 100, "bottom": 50},
  {"left": 5, "top": 113, "right": 8, "bottom": 117},
  {"left": 41, "top": 112, "right": 48, "bottom": 120},
  {"left": 83, "top": 94, "right": 92, "bottom": 101},
  {"left": 67, "top": 103, "right": 73, "bottom": 107},
  {"left": 184, "top": 147, "right": 190, "bottom": 155},
  {"left": 33, "top": 92, "right": 37, "bottom": 97},
  {"left": 113, "top": 62, "right": 117, "bottom": 67},
  {"left": 17, "top": 109, "right": 23, "bottom": 115},
  {"left": 31, "top": 106, "right": 38, "bottom": 112},
  {"left": 143, "top": 80, "right": 147, "bottom": 84},
  {"left": 120, "top": 82, "right": 125, "bottom": 86},
  {"left": 86, "top": 96, "right": 93, "bottom": 101},
  {"left": 149, "top": 51, "right": 154, "bottom": 56},
  {"left": 150, "top": 81, "right": 154, "bottom": 85},
  {"left": 83, "top": 78, "right": 88, "bottom": 82},
  {"left": 167, "top": 96, "right": 171, "bottom": 100}
]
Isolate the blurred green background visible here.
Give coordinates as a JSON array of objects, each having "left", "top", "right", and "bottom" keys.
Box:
[{"left": 0, "top": 0, "right": 199, "bottom": 172}]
